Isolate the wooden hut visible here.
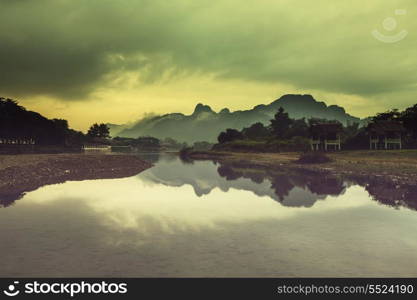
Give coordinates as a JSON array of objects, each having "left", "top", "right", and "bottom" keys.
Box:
[
  {"left": 367, "top": 120, "right": 405, "bottom": 150},
  {"left": 310, "top": 123, "right": 343, "bottom": 151}
]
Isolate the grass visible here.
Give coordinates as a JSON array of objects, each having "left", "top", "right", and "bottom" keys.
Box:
[{"left": 213, "top": 137, "right": 310, "bottom": 152}]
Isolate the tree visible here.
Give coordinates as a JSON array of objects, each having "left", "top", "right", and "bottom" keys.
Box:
[
  {"left": 51, "top": 119, "right": 69, "bottom": 145},
  {"left": 344, "top": 122, "right": 360, "bottom": 139},
  {"left": 401, "top": 104, "right": 417, "bottom": 138},
  {"left": 372, "top": 109, "right": 401, "bottom": 121},
  {"left": 98, "top": 124, "right": 110, "bottom": 138},
  {"left": 87, "top": 123, "right": 110, "bottom": 138},
  {"left": 218, "top": 129, "right": 243, "bottom": 144},
  {"left": 286, "top": 118, "right": 309, "bottom": 138},
  {"left": 242, "top": 122, "right": 269, "bottom": 140},
  {"left": 270, "top": 107, "right": 292, "bottom": 138}
]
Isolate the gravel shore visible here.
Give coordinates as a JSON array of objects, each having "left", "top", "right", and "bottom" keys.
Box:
[
  {"left": 0, "top": 153, "right": 152, "bottom": 206},
  {"left": 187, "top": 150, "right": 417, "bottom": 185}
]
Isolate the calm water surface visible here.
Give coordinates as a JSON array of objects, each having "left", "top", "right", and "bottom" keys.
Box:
[{"left": 1, "top": 153, "right": 417, "bottom": 277}]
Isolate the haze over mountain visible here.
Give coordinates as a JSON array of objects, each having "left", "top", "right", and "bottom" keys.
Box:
[{"left": 116, "top": 94, "right": 362, "bottom": 143}]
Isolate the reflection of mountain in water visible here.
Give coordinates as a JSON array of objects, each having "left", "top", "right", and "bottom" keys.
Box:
[
  {"left": 140, "top": 157, "right": 347, "bottom": 207},
  {"left": 140, "top": 156, "right": 417, "bottom": 211},
  {"left": 218, "top": 164, "right": 349, "bottom": 207},
  {"left": 3, "top": 154, "right": 417, "bottom": 211}
]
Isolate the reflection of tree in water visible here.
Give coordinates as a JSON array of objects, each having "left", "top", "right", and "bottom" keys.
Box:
[
  {"left": 306, "top": 177, "right": 346, "bottom": 196},
  {"left": 270, "top": 172, "right": 345, "bottom": 201},
  {"left": 216, "top": 161, "right": 417, "bottom": 211},
  {"left": 269, "top": 175, "right": 294, "bottom": 201},
  {"left": 238, "top": 169, "right": 265, "bottom": 184},
  {"left": 216, "top": 161, "right": 346, "bottom": 204},
  {"left": 0, "top": 192, "right": 25, "bottom": 207},
  {"left": 354, "top": 177, "right": 417, "bottom": 211},
  {"left": 217, "top": 165, "right": 243, "bottom": 181}
]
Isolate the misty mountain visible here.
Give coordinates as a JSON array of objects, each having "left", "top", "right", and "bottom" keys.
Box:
[
  {"left": 118, "top": 94, "right": 362, "bottom": 142},
  {"left": 106, "top": 123, "right": 128, "bottom": 138}
]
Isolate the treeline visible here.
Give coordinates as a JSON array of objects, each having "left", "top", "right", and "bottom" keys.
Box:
[
  {"left": 214, "top": 107, "right": 339, "bottom": 152},
  {"left": 0, "top": 97, "right": 214, "bottom": 153},
  {"left": 214, "top": 103, "right": 417, "bottom": 152},
  {"left": 0, "top": 97, "right": 85, "bottom": 147},
  {"left": 372, "top": 105, "right": 417, "bottom": 139},
  {"left": 0, "top": 97, "right": 116, "bottom": 152},
  {"left": 112, "top": 136, "right": 213, "bottom": 151}
]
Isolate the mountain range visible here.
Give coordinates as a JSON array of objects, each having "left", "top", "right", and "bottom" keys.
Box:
[{"left": 112, "top": 94, "right": 362, "bottom": 143}]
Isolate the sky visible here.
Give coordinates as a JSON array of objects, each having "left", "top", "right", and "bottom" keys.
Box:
[{"left": 0, "top": 0, "right": 416, "bottom": 131}]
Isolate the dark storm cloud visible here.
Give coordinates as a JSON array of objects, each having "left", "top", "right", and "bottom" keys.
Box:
[
  {"left": 0, "top": 0, "right": 416, "bottom": 100},
  {"left": 0, "top": 0, "right": 185, "bottom": 98}
]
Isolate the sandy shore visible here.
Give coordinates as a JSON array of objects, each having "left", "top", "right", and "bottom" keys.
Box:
[{"left": 0, "top": 153, "right": 152, "bottom": 206}]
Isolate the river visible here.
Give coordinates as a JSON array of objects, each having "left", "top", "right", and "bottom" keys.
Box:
[{"left": 1, "top": 153, "right": 417, "bottom": 277}]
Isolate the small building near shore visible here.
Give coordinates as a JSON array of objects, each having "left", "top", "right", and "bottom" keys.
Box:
[
  {"left": 82, "top": 143, "right": 112, "bottom": 151},
  {"left": 310, "top": 123, "right": 343, "bottom": 151},
  {"left": 82, "top": 137, "right": 112, "bottom": 151},
  {"left": 367, "top": 120, "right": 406, "bottom": 150},
  {"left": 0, "top": 138, "right": 36, "bottom": 154}
]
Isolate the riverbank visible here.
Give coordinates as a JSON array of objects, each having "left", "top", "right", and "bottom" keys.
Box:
[
  {"left": 0, "top": 153, "right": 152, "bottom": 206},
  {"left": 187, "top": 150, "right": 417, "bottom": 185}
]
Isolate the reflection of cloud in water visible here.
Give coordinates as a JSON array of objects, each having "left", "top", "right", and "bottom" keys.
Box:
[{"left": 140, "top": 158, "right": 222, "bottom": 196}]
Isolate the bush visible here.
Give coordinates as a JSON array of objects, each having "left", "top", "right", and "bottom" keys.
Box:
[
  {"left": 218, "top": 129, "right": 244, "bottom": 144},
  {"left": 296, "top": 152, "right": 332, "bottom": 164}
]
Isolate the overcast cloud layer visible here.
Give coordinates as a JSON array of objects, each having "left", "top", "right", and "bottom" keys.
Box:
[{"left": 0, "top": 0, "right": 416, "bottom": 128}]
